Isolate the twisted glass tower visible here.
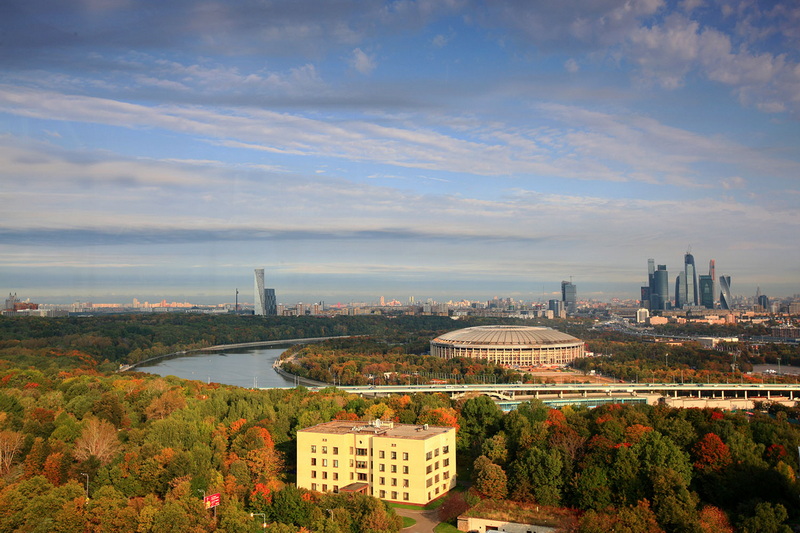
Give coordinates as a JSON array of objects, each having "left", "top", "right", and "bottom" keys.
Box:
[
  {"left": 254, "top": 268, "right": 266, "bottom": 315},
  {"left": 719, "top": 275, "right": 732, "bottom": 310}
]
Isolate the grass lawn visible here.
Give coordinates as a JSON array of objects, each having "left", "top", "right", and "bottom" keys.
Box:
[
  {"left": 402, "top": 516, "right": 416, "bottom": 528},
  {"left": 433, "top": 522, "right": 460, "bottom": 533}
]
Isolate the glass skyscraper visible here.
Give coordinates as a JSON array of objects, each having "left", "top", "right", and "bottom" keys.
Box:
[
  {"left": 561, "top": 280, "right": 577, "bottom": 314},
  {"left": 684, "top": 252, "right": 698, "bottom": 307},
  {"left": 699, "top": 274, "right": 714, "bottom": 309},
  {"left": 720, "top": 275, "right": 732, "bottom": 310}
]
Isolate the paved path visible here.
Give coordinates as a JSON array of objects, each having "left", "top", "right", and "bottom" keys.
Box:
[{"left": 395, "top": 507, "right": 441, "bottom": 533}]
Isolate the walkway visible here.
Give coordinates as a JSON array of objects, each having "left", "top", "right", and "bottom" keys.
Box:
[{"left": 395, "top": 507, "right": 441, "bottom": 533}]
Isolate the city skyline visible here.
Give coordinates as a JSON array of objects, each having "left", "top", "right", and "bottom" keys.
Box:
[{"left": 2, "top": 2, "right": 799, "bottom": 303}]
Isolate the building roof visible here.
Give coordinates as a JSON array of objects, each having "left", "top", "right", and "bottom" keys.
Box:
[
  {"left": 431, "top": 325, "right": 581, "bottom": 347},
  {"left": 298, "top": 420, "right": 453, "bottom": 440}
]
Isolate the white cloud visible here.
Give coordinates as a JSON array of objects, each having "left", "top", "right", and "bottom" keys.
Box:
[
  {"left": 350, "top": 48, "right": 377, "bottom": 74},
  {"left": 564, "top": 58, "right": 579, "bottom": 73}
]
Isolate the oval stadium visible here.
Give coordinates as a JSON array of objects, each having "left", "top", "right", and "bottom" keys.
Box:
[{"left": 430, "top": 325, "right": 584, "bottom": 367}]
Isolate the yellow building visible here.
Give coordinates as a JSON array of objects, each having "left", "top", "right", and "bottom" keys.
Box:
[{"left": 296, "top": 419, "right": 456, "bottom": 505}]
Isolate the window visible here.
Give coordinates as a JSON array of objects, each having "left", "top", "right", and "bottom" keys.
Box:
[
  {"left": 402, "top": 452, "right": 409, "bottom": 460},
  {"left": 311, "top": 471, "right": 317, "bottom": 478},
  {"left": 379, "top": 490, "right": 386, "bottom": 498},
  {"left": 333, "top": 460, "right": 338, "bottom": 467},
  {"left": 391, "top": 451, "right": 397, "bottom": 460},
  {"left": 356, "top": 461, "right": 368, "bottom": 469},
  {"left": 379, "top": 450, "right": 385, "bottom": 458},
  {"left": 435, "top": 487, "right": 440, "bottom": 495},
  {"left": 403, "top": 492, "right": 409, "bottom": 501},
  {"left": 403, "top": 479, "right": 409, "bottom": 487},
  {"left": 322, "top": 471, "right": 328, "bottom": 479},
  {"left": 391, "top": 465, "right": 397, "bottom": 473},
  {"left": 391, "top": 478, "right": 397, "bottom": 486},
  {"left": 426, "top": 451, "right": 432, "bottom": 460},
  {"left": 322, "top": 459, "right": 328, "bottom": 467},
  {"left": 443, "top": 471, "right": 450, "bottom": 480},
  {"left": 322, "top": 446, "right": 327, "bottom": 454},
  {"left": 426, "top": 465, "right": 432, "bottom": 474},
  {"left": 333, "top": 447, "right": 338, "bottom": 455},
  {"left": 426, "top": 478, "right": 433, "bottom": 487},
  {"left": 379, "top": 477, "right": 385, "bottom": 485},
  {"left": 435, "top": 474, "right": 439, "bottom": 483},
  {"left": 434, "top": 448, "right": 439, "bottom": 457},
  {"left": 443, "top": 458, "right": 449, "bottom": 467},
  {"left": 349, "top": 459, "right": 354, "bottom": 467},
  {"left": 311, "top": 445, "right": 317, "bottom": 453},
  {"left": 350, "top": 473, "right": 354, "bottom": 480},
  {"left": 379, "top": 464, "right": 385, "bottom": 472},
  {"left": 322, "top": 484, "right": 327, "bottom": 491},
  {"left": 443, "top": 445, "right": 449, "bottom": 454},
  {"left": 435, "top": 461, "right": 439, "bottom": 470},
  {"left": 403, "top": 466, "right": 409, "bottom": 474},
  {"left": 312, "top": 483, "right": 317, "bottom": 491},
  {"left": 356, "top": 448, "right": 368, "bottom": 456},
  {"left": 334, "top": 486, "right": 338, "bottom": 492},
  {"left": 357, "top": 473, "right": 368, "bottom": 481},
  {"left": 333, "top": 473, "right": 338, "bottom": 480},
  {"left": 391, "top": 491, "right": 398, "bottom": 500},
  {"left": 311, "top": 458, "right": 316, "bottom": 466}
]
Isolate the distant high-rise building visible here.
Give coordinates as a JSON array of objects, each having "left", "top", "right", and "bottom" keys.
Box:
[
  {"left": 684, "top": 252, "right": 698, "bottom": 307},
  {"left": 699, "top": 274, "right": 714, "bottom": 309},
  {"left": 254, "top": 269, "right": 278, "bottom": 316},
  {"left": 708, "top": 259, "right": 716, "bottom": 306},
  {"left": 549, "top": 299, "right": 564, "bottom": 317},
  {"left": 561, "top": 280, "right": 577, "bottom": 314},
  {"left": 642, "top": 258, "right": 656, "bottom": 309},
  {"left": 652, "top": 265, "right": 669, "bottom": 311},
  {"left": 254, "top": 269, "right": 266, "bottom": 315},
  {"left": 675, "top": 272, "right": 685, "bottom": 308},
  {"left": 265, "top": 288, "right": 277, "bottom": 316},
  {"left": 758, "top": 294, "right": 770, "bottom": 312},
  {"left": 719, "top": 275, "right": 732, "bottom": 310}
]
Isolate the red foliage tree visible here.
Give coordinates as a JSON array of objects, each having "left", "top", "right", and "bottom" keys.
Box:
[{"left": 692, "top": 433, "right": 731, "bottom": 472}]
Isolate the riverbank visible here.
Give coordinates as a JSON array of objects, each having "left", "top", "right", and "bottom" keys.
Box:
[{"left": 119, "top": 335, "right": 350, "bottom": 372}]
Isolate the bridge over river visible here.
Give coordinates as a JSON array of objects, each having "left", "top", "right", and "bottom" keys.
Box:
[{"left": 298, "top": 382, "right": 800, "bottom": 411}]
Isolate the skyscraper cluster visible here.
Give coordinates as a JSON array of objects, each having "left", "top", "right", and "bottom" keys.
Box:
[{"left": 641, "top": 253, "right": 730, "bottom": 311}]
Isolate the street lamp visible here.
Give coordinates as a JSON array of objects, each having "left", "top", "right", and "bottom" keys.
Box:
[
  {"left": 250, "top": 512, "right": 267, "bottom": 528},
  {"left": 80, "top": 472, "right": 89, "bottom": 500}
]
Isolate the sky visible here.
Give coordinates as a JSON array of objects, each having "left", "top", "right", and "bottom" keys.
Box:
[{"left": 1, "top": 0, "right": 799, "bottom": 305}]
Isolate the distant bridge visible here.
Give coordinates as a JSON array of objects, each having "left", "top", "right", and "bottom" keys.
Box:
[{"left": 302, "top": 382, "right": 800, "bottom": 410}]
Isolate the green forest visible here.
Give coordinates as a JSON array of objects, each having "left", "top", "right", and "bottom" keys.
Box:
[{"left": 0, "top": 314, "right": 798, "bottom": 532}]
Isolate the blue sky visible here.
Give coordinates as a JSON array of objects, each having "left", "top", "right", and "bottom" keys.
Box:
[{"left": 1, "top": 0, "right": 799, "bottom": 305}]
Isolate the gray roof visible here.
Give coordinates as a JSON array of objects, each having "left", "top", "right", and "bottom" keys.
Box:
[{"left": 431, "top": 325, "right": 581, "bottom": 347}]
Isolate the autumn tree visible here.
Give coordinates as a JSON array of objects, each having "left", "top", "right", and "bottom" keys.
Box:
[
  {"left": 692, "top": 433, "right": 731, "bottom": 472},
  {"left": 73, "top": 417, "right": 120, "bottom": 465},
  {"left": 472, "top": 455, "right": 508, "bottom": 499},
  {"left": 0, "top": 429, "right": 24, "bottom": 474}
]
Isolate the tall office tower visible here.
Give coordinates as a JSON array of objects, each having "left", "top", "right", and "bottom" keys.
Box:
[
  {"left": 757, "top": 293, "right": 770, "bottom": 311},
  {"left": 549, "top": 299, "right": 564, "bottom": 317},
  {"left": 254, "top": 268, "right": 266, "bottom": 315},
  {"left": 699, "top": 274, "right": 714, "bottom": 309},
  {"left": 653, "top": 265, "right": 669, "bottom": 310},
  {"left": 708, "top": 259, "right": 716, "bottom": 305},
  {"left": 675, "top": 272, "right": 685, "bottom": 308},
  {"left": 640, "top": 285, "right": 651, "bottom": 308},
  {"left": 561, "top": 280, "right": 577, "bottom": 314},
  {"left": 684, "top": 252, "right": 698, "bottom": 306},
  {"left": 265, "top": 288, "right": 277, "bottom": 316},
  {"left": 643, "top": 258, "right": 656, "bottom": 309},
  {"left": 719, "top": 275, "right": 732, "bottom": 310}
]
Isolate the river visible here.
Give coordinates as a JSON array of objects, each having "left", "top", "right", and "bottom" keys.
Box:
[{"left": 135, "top": 346, "right": 298, "bottom": 388}]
